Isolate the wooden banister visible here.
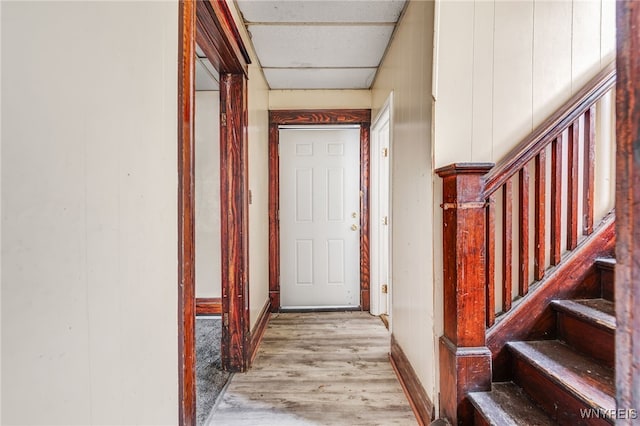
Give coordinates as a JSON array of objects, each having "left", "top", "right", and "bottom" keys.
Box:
[
  {"left": 483, "top": 62, "right": 616, "bottom": 197},
  {"left": 437, "top": 62, "right": 617, "bottom": 425}
]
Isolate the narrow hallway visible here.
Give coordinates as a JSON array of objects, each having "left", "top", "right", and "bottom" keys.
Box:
[{"left": 207, "top": 312, "right": 417, "bottom": 425}]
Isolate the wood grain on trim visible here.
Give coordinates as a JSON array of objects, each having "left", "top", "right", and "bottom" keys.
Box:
[
  {"left": 360, "top": 125, "right": 371, "bottom": 311},
  {"left": 268, "top": 123, "right": 280, "bottom": 312},
  {"left": 249, "top": 299, "right": 272, "bottom": 363},
  {"left": 178, "top": 1, "right": 196, "bottom": 424},
  {"left": 390, "top": 334, "right": 435, "bottom": 425},
  {"left": 615, "top": 2, "right": 640, "bottom": 420},
  {"left": 195, "top": 298, "right": 222, "bottom": 315},
  {"left": 219, "top": 73, "right": 250, "bottom": 372},
  {"left": 268, "top": 109, "right": 371, "bottom": 312},
  {"left": 435, "top": 163, "right": 494, "bottom": 424}
]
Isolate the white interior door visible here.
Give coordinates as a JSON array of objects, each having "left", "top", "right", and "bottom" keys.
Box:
[
  {"left": 279, "top": 127, "right": 361, "bottom": 308},
  {"left": 370, "top": 105, "right": 391, "bottom": 316}
]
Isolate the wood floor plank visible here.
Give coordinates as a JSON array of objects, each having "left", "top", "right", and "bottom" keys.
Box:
[{"left": 207, "top": 312, "right": 417, "bottom": 425}]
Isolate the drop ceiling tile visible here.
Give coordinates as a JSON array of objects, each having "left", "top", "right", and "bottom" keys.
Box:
[
  {"left": 248, "top": 24, "right": 393, "bottom": 68},
  {"left": 237, "top": 0, "right": 406, "bottom": 23},
  {"left": 263, "top": 68, "right": 377, "bottom": 89}
]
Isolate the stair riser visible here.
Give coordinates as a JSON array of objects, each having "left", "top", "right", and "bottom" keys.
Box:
[
  {"left": 557, "top": 313, "right": 615, "bottom": 368},
  {"left": 512, "top": 356, "right": 613, "bottom": 425},
  {"left": 598, "top": 266, "right": 615, "bottom": 301},
  {"left": 473, "top": 410, "right": 491, "bottom": 426}
]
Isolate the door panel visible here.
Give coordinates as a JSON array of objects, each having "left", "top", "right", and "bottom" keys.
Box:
[{"left": 280, "top": 128, "right": 360, "bottom": 308}]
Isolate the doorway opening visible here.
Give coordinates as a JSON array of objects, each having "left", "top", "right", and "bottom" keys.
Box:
[
  {"left": 370, "top": 96, "right": 392, "bottom": 325},
  {"left": 268, "top": 110, "right": 371, "bottom": 312},
  {"left": 178, "top": 1, "right": 252, "bottom": 425}
]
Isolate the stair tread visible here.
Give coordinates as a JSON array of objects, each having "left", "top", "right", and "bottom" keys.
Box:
[
  {"left": 551, "top": 299, "right": 616, "bottom": 331},
  {"left": 469, "top": 382, "right": 554, "bottom": 426},
  {"left": 507, "top": 340, "right": 615, "bottom": 411}
]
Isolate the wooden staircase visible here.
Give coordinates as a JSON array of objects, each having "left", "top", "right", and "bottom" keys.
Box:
[
  {"left": 435, "top": 63, "right": 619, "bottom": 425},
  {"left": 469, "top": 259, "right": 616, "bottom": 425}
]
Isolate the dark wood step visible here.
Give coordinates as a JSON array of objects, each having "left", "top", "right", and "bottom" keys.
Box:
[
  {"left": 595, "top": 258, "right": 615, "bottom": 301},
  {"left": 469, "top": 382, "right": 554, "bottom": 426},
  {"left": 508, "top": 340, "right": 615, "bottom": 425},
  {"left": 551, "top": 299, "right": 615, "bottom": 367}
]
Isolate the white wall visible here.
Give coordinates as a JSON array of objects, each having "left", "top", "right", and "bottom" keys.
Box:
[
  {"left": 195, "top": 91, "right": 222, "bottom": 298},
  {"left": 371, "top": 0, "right": 436, "bottom": 405},
  {"left": 432, "top": 0, "right": 616, "bottom": 167},
  {"left": 247, "top": 62, "right": 271, "bottom": 328},
  {"left": 1, "top": 2, "right": 178, "bottom": 424},
  {"left": 269, "top": 90, "right": 372, "bottom": 110}
]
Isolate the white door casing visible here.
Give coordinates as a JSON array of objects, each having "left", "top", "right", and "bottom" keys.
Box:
[
  {"left": 279, "top": 127, "right": 361, "bottom": 308},
  {"left": 370, "top": 101, "right": 391, "bottom": 317}
]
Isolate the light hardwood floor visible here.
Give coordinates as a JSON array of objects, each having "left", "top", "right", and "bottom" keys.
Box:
[{"left": 207, "top": 312, "right": 418, "bottom": 425}]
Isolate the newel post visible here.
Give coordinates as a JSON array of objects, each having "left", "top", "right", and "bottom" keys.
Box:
[{"left": 436, "top": 163, "right": 494, "bottom": 425}]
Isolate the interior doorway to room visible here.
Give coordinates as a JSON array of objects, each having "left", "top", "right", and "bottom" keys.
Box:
[
  {"left": 192, "top": 44, "right": 230, "bottom": 426},
  {"left": 369, "top": 99, "right": 392, "bottom": 319},
  {"left": 178, "top": 1, "right": 252, "bottom": 424},
  {"left": 279, "top": 127, "right": 361, "bottom": 309}
]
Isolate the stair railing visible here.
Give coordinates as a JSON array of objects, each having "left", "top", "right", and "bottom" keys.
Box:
[{"left": 436, "top": 62, "right": 616, "bottom": 425}]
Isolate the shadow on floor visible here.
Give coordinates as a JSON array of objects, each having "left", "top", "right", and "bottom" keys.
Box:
[{"left": 196, "top": 316, "right": 231, "bottom": 425}]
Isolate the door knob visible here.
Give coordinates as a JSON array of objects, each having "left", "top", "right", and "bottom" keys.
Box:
[{"left": 351, "top": 224, "right": 359, "bottom": 231}]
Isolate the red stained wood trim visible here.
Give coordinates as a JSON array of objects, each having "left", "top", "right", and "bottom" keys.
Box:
[
  {"left": 270, "top": 109, "right": 371, "bottom": 125},
  {"left": 583, "top": 105, "right": 596, "bottom": 236},
  {"left": 435, "top": 163, "right": 493, "bottom": 425},
  {"left": 360, "top": 125, "right": 371, "bottom": 311},
  {"left": 487, "top": 215, "right": 615, "bottom": 380},
  {"left": 195, "top": 298, "right": 222, "bottom": 315},
  {"left": 268, "top": 123, "right": 280, "bottom": 313},
  {"left": 195, "top": 1, "right": 250, "bottom": 76},
  {"left": 502, "top": 180, "right": 513, "bottom": 312},
  {"left": 483, "top": 62, "right": 615, "bottom": 196},
  {"left": 219, "top": 73, "right": 250, "bottom": 372},
  {"left": 486, "top": 194, "right": 496, "bottom": 327},
  {"left": 567, "top": 121, "right": 580, "bottom": 250},
  {"left": 249, "top": 299, "right": 271, "bottom": 364},
  {"left": 268, "top": 109, "right": 371, "bottom": 312},
  {"left": 615, "top": 2, "right": 640, "bottom": 420},
  {"left": 178, "top": 1, "right": 196, "bottom": 424},
  {"left": 534, "top": 151, "right": 546, "bottom": 280},
  {"left": 550, "top": 136, "right": 563, "bottom": 266},
  {"left": 519, "top": 167, "right": 530, "bottom": 296},
  {"left": 390, "top": 334, "right": 435, "bottom": 425},
  {"left": 180, "top": 1, "right": 252, "bottom": 423}
]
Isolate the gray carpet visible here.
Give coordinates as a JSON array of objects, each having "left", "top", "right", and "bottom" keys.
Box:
[{"left": 196, "top": 317, "right": 231, "bottom": 425}]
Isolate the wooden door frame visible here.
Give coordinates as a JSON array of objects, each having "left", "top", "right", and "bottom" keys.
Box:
[
  {"left": 268, "top": 109, "right": 372, "bottom": 312},
  {"left": 178, "top": 1, "right": 251, "bottom": 425},
  {"left": 369, "top": 97, "right": 392, "bottom": 317}
]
